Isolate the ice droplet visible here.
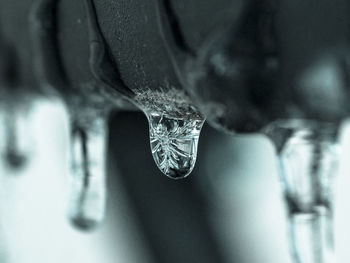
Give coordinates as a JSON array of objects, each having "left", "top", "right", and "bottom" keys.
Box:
[
  {"left": 68, "top": 118, "right": 107, "bottom": 231},
  {"left": 147, "top": 113, "right": 204, "bottom": 179}
]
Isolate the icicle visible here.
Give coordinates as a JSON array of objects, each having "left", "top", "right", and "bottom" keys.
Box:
[
  {"left": 3, "top": 109, "right": 30, "bottom": 169},
  {"left": 0, "top": 101, "right": 38, "bottom": 171},
  {"left": 146, "top": 112, "right": 204, "bottom": 179},
  {"left": 68, "top": 117, "right": 107, "bottom": 231},
  {"left": 268, "top": 122, "right": 339, "bottom": 263}
]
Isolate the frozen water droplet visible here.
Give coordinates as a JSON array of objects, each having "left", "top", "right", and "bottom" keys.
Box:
[
  {"left": 147, "top": 113, "right": 204, "bottom": 179},
  {"left": 68, "top": 118, "right": 107, "bottom": 231}
]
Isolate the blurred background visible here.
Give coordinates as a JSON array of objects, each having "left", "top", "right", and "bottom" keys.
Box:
[{"left": 1, "top": 100, "right": 350, "bottom": 263}]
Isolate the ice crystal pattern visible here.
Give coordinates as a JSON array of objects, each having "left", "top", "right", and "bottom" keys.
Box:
[{"left": 148, "top": 113, "right": 204, "bottom": 179}]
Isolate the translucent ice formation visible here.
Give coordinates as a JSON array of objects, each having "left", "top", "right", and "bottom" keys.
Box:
[
  {"left": 68, "top": 118, "right": 107, "bottom": 230},
  {"left": 267, "top": 122, "right": 339, "bottom": 263},
  {"left": 147, "top": 112, "right": 204, "bottom": 179}
]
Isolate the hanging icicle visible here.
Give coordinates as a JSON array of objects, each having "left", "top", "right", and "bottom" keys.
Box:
[{"left": 266, "top": 121, "right": 339, "bottom": 263}]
